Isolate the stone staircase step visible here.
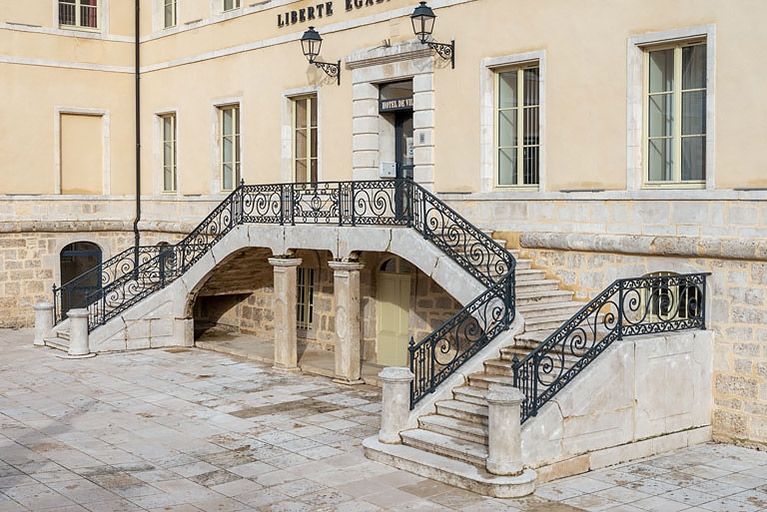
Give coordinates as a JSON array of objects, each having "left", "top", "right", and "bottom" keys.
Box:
[
  {"left": 523, "top": 314, "right": 578, "bottom": 332},
  {"left": 363, "top": 437, "right": 537, "bottom": 498},
  {"left": 514, "top": 269, "right": 547, "bottom": 282},
  {"left": 435, "top": 399, "right": 488, "bottom": 424},
  {"left": 516, "top": 289, "right": 574, "bottom": 304},
  {"left": 452, "top": 385, "right": 488, "bottom": 406},
  {"left": 513, "top": 329, "right": 551, "bottom": 345},
  {"left": 418, "top": 414, "right": 488, "bottom": 445},
  {"left": 466, "top": 373, "right": 516, "bottom": 390},
  {"left": 483, "top": 358, "right": 515, "bottom": 377},
  {"left": 401, "top": 429, "right": 487, "bottom": 467},
  {"left": 515, "top": 279, "right": 560, "bottom": 293},
  {"left": 57, "top": 329, "right": 70, "bottom": 341},
  {"left": 44, "top": 336, "right": 69, "bottom": 351},
  {"left": 514, "top": 259, "right": 532, "bottom": 271},
  {"left": 517, "top": 301, "right": 583, "bottom": 319}
]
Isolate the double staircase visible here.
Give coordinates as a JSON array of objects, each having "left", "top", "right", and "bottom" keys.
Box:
[{"left": 46, "top": 179, "right": 710, "bottom": 497}]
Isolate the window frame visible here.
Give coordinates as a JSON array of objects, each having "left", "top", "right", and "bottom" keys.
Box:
[
  {"left": 219, "top": 104, "right": 240, "bottom": 192},
  {"left": 58, "top": 0, "right": 99, "bottom": 31},
  {"left": 292, "top": 94, "right": 318, "bottom": 183},
  {"left": 223, "top": 0, "right": 241, "bottom": 12},
  {"left": 480, "top": 51, "right": 546, "bottom": 193},
  {"left": 494, "top": 63, "right": 541, "bottom": 189},
  {"left": 296, "top": 267, "right": 315, "bottom": 330},
  {"left": 163, "top": 0, "right": 177, "bottom": 28},
  {"left": 160, "top": 113, "right": 177, "bottom": 193},
  {"left": 642, "top": 40, "right": 707, "bottom": 189},
  {"left": 626, "top": 25, "right": 715, "bottom": 191},
  {"left": 643, "top": 271, "right": 702, "bottom": 323}
]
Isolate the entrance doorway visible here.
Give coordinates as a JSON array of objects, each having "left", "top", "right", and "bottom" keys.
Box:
[
  {"left": 395, "top": 111, "right": 414, "bottom": 180},
  {"left": 60, "top": 241, "right": 102, "bottom": 313},
  {"left": 376, "top": 257, "right": 411, "bottom": 367}
]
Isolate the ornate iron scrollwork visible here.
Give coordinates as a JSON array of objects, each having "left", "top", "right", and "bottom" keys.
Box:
[{"left": 512, "top": 272, "right": 709, "bottom": 423}]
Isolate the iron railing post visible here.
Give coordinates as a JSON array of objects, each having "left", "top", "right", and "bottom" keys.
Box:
[
  {"left": 701, "top": 275, "right": 708, "bottom": 329},
  {"left": 338, "top": 181, "right": 343, "bottom": 226},
  {"left": 407, "top": 179, "right": 414, "bottom": 227},
  {"left": 617, "top": 279, "right": 624, "bottom": 340},
  {"left": 290, "top": 183, "right": 296, "bottom": 226},
  {"left": 350, "top": 181, "right": 356, "bottom": 226}
]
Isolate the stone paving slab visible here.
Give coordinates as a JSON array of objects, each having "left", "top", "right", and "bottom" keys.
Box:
[{"left": 2, "top": 329, "right": 767, "bottom": 511}]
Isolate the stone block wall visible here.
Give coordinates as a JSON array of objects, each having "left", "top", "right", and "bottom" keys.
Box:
[{"left": 0, "top": 196, "right": 216, "bottom": 328}]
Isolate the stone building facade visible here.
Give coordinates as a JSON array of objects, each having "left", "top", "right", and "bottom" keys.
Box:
[{"left": 2, "top": 0, "right": 767, "bottom": 449}]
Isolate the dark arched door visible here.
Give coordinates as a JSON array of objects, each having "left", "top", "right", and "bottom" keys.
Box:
[{"left": 60, "top": 241, "right": 102, "bottom": 313}]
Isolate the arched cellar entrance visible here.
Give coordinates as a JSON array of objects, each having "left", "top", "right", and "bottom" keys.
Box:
[{"left": 59, "top": 241, "right": 102, "bottom": 314}]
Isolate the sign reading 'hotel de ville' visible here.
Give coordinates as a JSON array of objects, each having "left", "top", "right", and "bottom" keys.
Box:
[{"left": 277, "top": 0, "right": 391, "bottom": 27}]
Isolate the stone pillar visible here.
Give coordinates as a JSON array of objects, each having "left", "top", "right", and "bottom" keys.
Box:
[
  {"left": 378, "top": 367, "right": 414, "bottom": 444},
  {"left": 268, "top": 257, "right": 302, "bottom": 371},
  {"left": 64, "top": 308, "right": 96, "bottom": 359},
  {"left": 328, "top": 260, "right": 365, "bottom": 384},
  {"left": 486, "top": 383, "right": 525, "bottom": 476},
  {"left": 33, "top": 302, "right": 54, "bottom": 346}
]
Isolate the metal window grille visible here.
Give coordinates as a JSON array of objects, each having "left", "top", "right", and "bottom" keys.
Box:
[
  {"left": 59, "top": 0, "right": 98, "bottom": 29},
  {"left": 297, "top": 267, "right": 315, "bottom": 330}
]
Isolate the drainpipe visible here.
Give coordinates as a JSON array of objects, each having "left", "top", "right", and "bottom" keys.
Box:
[{"left": 133, "top": 0, "right": 141, "bottom": 266}]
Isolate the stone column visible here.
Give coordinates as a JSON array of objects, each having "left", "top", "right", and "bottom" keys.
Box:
[
  {"left": 486, "top": 383, "right": 525, "bottom": 476},
  {"left": 33, "top": 302, "right": 54, "bottom": 346},
  {"left": 268, "top": 257, "right": 302, "bottom": 371},
  {"left": 328, "top": 260, "right": 365, "bottom": 384},
  {"left": 64, "top": 308, "right": 96, "bottom": 359},
  {"left": 378, "top": 367, "right": 414, "bottom": 444}
]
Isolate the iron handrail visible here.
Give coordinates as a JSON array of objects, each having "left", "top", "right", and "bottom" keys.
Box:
[
  {"left": 52, "top": 245, "right": 162, "bottom": 324},
  {"left": 511, "top": 272, "right": 709, "bottom": 424},
  {"left": 52, "top": 179, "right": 517, "bottom": 409},
  {"left": 409, "top": 272, "right": 515, "bottom": 407}
]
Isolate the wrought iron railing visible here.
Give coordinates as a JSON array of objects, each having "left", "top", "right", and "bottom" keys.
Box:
[
  {"left": 409, "top": 272, "right": 514, "bottom": 407},
  {"left": 53, "top": 245, "right": 162, "bottom": 324},
  {"left": 512, "top": 272, "right": 709, "bottom": 424},
  {"left": 52, "top": 179, "right": 516, "bottom": 402}
]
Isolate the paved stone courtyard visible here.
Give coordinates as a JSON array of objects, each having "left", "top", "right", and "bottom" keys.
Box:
[{"left": 3, "top": 329, "right": 767, "bottom": 511}]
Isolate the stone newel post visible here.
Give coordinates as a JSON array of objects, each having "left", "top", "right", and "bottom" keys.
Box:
[
  {"left": 268, "top": 257, "right": 302, "bottom": 371},
  {"left": 33, "top": 302, "right": 54, "bottom": 346},
  {"left": 328, "top": 260, "right": 365, "bottom": 384},
  {"left": 65, "top": 308, "right": 95, "bottom": 358},
  {"left": 378, "top": 367, "right": 414, "bottom": 444},
  {"left": 485, "top": 383, "right": 525, "bottom": 476}
]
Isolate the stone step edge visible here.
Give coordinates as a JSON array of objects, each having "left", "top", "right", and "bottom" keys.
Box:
[
  {"left": 363, "top": 436, "right": 537, "bottom": 499},
  {"left": 44, "top": 337, "right": 69, "bottom": 352},
  {"left": 401, "top": 429, "right": 487, "bottom": 467}
]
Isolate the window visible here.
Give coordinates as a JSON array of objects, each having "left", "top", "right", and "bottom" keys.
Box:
[
  {"left": 223, "top": 0, "right": 240, "bottom": 11},
  {"left": 219, "top": 105, "right": 240, "bottom": 191},
  {"left": 496, "top": 65, "right": 540, "bottom": 187},
  {"left": 297, "top": 267, "right": 315, "bottom": 330},
  {"left": 161, "top": 114, "right": 177, "bottom": 193},
  {"left": 293, "top": 95, "right": 318, "bottom": 183},
  {"left": 645, "top": 272, "right": 702, "bottom": 322},
  {"left": 645, "top": 41, "right": 706, "bottom": 186},
  {"left": 59, "top": 0, "right": 98, "bottom": 29},
  {"left": 163, "top": 0, "right": 176, "bottom": 28}
]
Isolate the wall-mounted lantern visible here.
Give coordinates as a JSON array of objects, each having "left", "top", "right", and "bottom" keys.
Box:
[
  {"left": 411, "top": 1, "right": 455, "bottom": 69},
  {"left": 300, "top": 26, "right": 341, "bottom": 85}
]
